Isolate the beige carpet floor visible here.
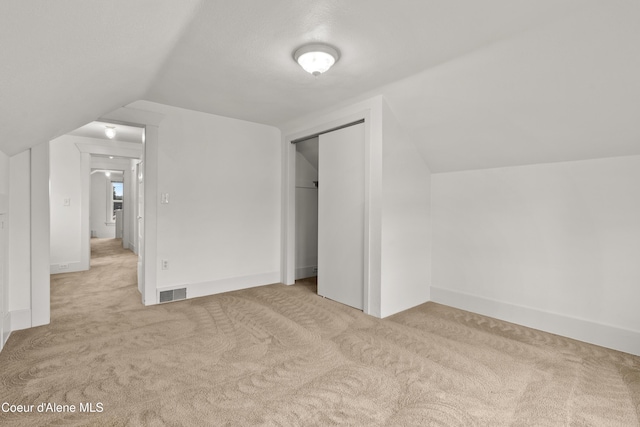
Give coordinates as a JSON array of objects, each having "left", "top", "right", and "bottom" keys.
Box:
[{"left": 0, "top": 238, "right": 639, "bottom": 426}]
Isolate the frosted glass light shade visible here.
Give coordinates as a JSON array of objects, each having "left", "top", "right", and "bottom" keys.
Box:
[
  {"left": 294, "top": 44, "right": 339, "bottom": 76},
  {"left": 105, "top": 126, "right": 116, "bottom": 139}
]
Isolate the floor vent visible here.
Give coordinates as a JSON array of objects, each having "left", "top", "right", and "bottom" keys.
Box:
[{"left": 159, "top": 288, "right": 187, "bottom": 303}]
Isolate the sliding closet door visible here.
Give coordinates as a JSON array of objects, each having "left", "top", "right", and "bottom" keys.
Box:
[{"left": 318, "top": 123, "right": 364, "bottom": 310}]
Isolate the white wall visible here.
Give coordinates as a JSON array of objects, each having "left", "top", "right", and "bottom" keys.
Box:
[
  {"left": 431, "top": 155, "right": 640, "bottom": 355},
  {"left": 50, "top": 138, "right": 83, "bottom": 271},
  {"left": 295, "top": 150, "right": 318, "bottom": 279},
  {"left": 128, "top": 100, "right": 281, "bottom": 301},
  {"left": 8, "top": 151, "right": 31, "bottom": 331},
  {"left": 379, "top": 101, "right": 431, "bottom": 317},
  {"left": 0, "top": 151, "right": 8, "bottom": 202}
]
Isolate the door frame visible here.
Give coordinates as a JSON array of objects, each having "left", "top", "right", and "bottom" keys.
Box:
[
  {"left": 98, "top": 108, "right": 163, "bottom": 306},
  {"left": 29, "top": 107, "right": 163, "bottom": 329},
  {"left": 282, "top": 107, "right": 379, "bottom": 316},
  {"left": 0, "top": 214, "right": 6, "bottom": 349}
]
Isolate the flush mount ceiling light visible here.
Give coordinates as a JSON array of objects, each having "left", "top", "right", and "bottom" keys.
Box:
[
  {"left": 293, "top": 43, "right": 340, "bottom": 76},
  {"left": 104, "top": 126, "right": 116, "bottom": 139}
]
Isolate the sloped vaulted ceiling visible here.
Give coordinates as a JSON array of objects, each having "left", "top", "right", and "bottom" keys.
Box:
[
  {"left": 378, "top": 0, "right": 640, "bottom": 171},
  {"left": 144, "top": 0, "right": 579, "bottom": 127},
  {"left": 0, "top": 0, "right": 201, "bottom": 155},
  {"left": 1, "top": 0, "right": 639, "bottom": 171}
]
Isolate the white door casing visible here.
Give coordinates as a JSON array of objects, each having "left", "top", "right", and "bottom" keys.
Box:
[
  {"left": 137, "top": 161, "right": 144, "bottom": 295},
  {"left": 0, "top": 215, "right": 6, "bottom": 349}
]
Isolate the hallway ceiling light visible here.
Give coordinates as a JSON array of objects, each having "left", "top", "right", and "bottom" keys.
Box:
[
  {"left": 105, "top": 171, "right": 111, "bottom": 177},
  {"left": 104, "top": 126, "right": 116, "bottom": 139},
  {"left": 293, "top": 43, "right": 340, "bottom": 76}
]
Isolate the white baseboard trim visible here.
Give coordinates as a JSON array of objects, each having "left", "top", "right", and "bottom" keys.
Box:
[
  {"left": 10, "top": 309, "right": 32, "bottom": 332},
  {"left": 2, "top": 311, "right": 10, "bottom": 347},
  {"left": 430, "top": 286, "right": 640, "bottom": 357},
  {"left": 93, "top": 231, "right": 115, "bottom": 239},
  {"left": 50, "top": 261, "right": 88, "bottom": 274},
  {"left": 156, "top": 271, "right": 281, "bottom": 303},
  {"left": 295, "top": 266, "right": 317, "bottom": 280}
]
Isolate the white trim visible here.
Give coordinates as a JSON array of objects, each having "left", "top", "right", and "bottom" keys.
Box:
[
  {"left": 98, "top": 107, "right": 165, "bottom": 306},
  {"left": 2, "top": 311, "right": 10, "bottom": 346},
  {"left": 75, "top": 138, "right": 143, "bottom": 158},
  {"left": 0, "top": 212, "right": 7, "bottom": 351},
  {"left": 142, "top": 126, "right": 159, "bottom": 305},
  {"left": 430, "top": 286, "right": 640, "bottom": 357},
  {"left": 80, "top": 152, "right": 91, "bottom": 272},
  {"left": 295, "top": 266, "right": 317, "bottom": 280},
  {"left": 31, "top": 142, "right": 50, "bottom": 327},
  {"left": 50, "top": 261, "right": 86, "bottom": 274},
  {"left": 156, "top": 272, "right": 280, "bottom": 301},
  {"left": 10, "top": 309, "right": 31, "bottom": 332},
  {"left": 281, "top": 96, "right": 384, "bottom": 317}
]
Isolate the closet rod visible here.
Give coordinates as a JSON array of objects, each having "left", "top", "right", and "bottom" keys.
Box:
[{"left": 290, "top": 119, "right": 364, "bottom": 144}]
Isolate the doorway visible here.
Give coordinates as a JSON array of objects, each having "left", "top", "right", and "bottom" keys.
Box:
[
  {"left": 292, "top": 122, "right": 365, "bottom": 310},
  {"left": 294, "top": 137, "right": 319, "bottom": 281},
  {"left": 28, "top": 107, "right": 161, "bottom": 329},
  {"left": 49, "top": 121, "right": 144, "bottom": 299}
]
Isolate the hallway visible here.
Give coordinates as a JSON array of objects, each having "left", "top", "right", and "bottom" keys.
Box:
[{"left": 50, "top": 238, "right": 140, "bottom": 321}]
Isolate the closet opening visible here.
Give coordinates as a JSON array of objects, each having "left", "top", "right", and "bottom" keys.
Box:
[{"left": 291, "top": 120, "right": 365, "bottom": 310}]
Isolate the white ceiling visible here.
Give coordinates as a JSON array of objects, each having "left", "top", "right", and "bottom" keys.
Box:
[
  {"left": 1, "top": 0, "right": 639, "bottom": 172},
  {"left": 146, "top": 0, "right": 576, "bottom": 127},
  {"left": 0, "top": 0, "right": 201, "bottom": 155}
]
